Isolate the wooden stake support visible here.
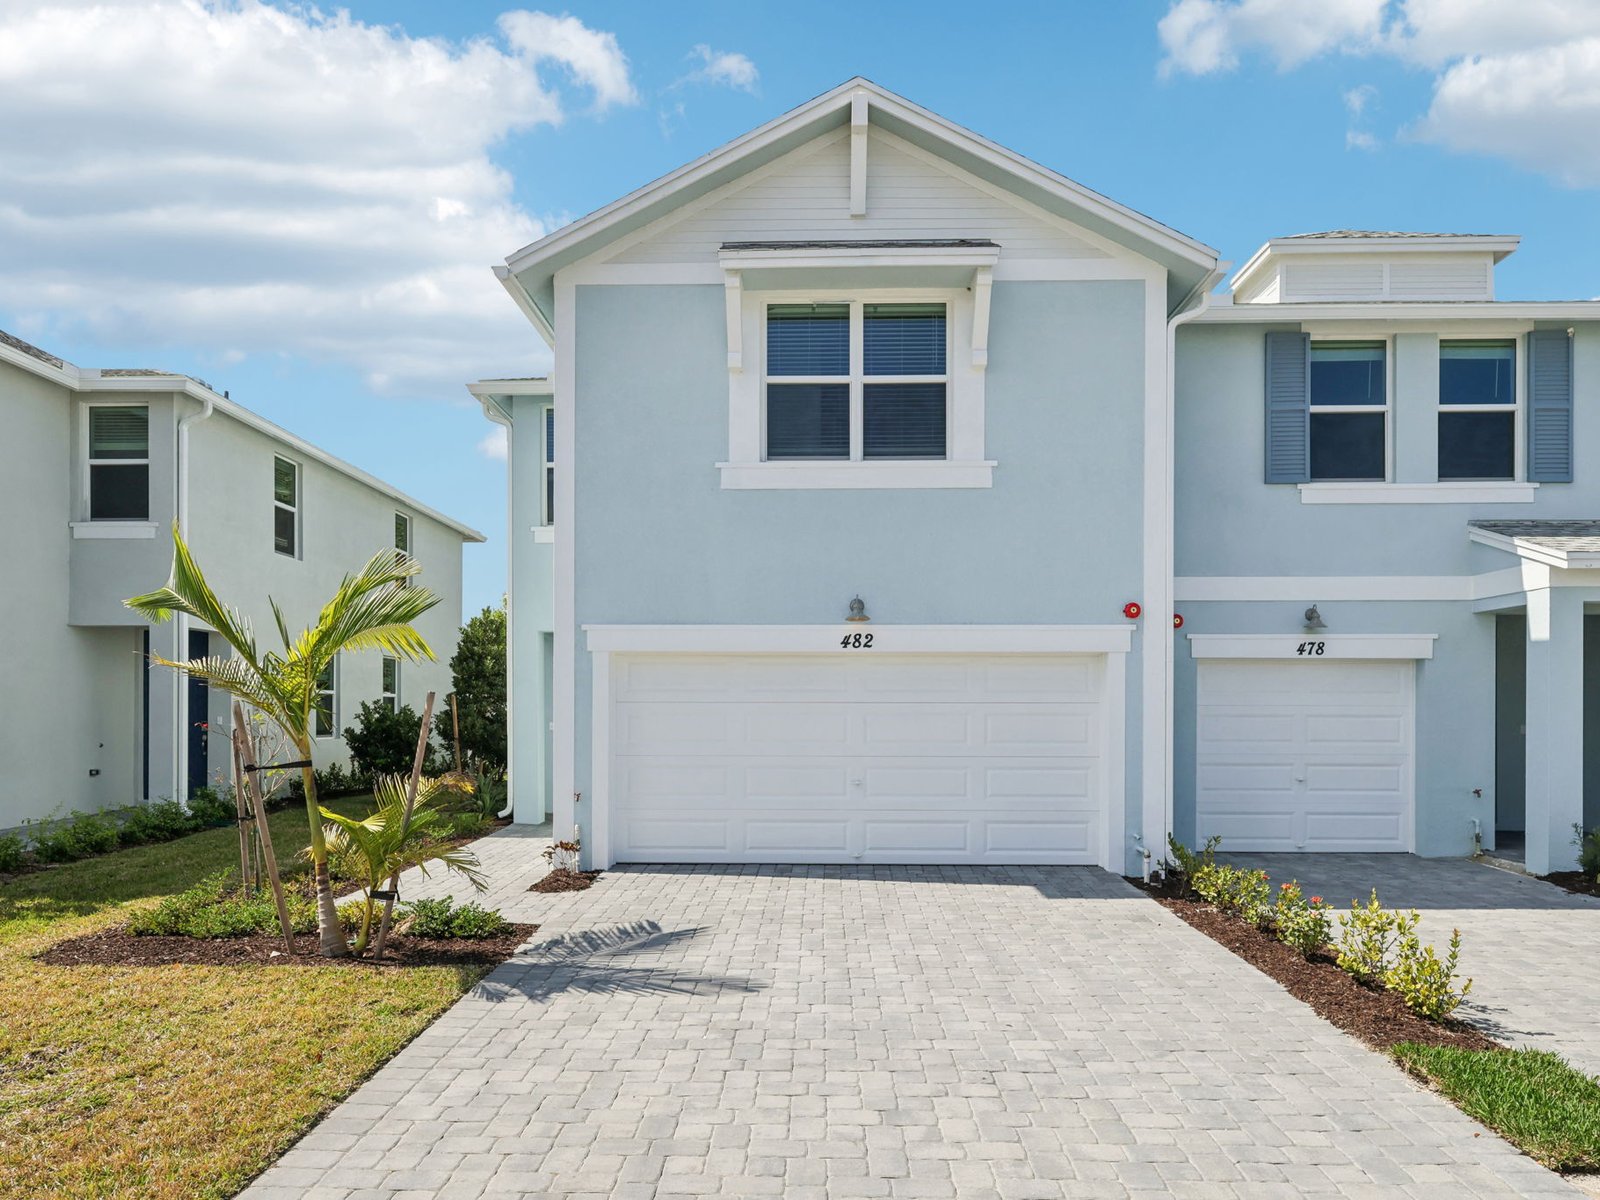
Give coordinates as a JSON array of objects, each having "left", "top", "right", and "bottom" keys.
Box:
[{"left": 233, "top": 702, "right": 295, "bottom": 954}]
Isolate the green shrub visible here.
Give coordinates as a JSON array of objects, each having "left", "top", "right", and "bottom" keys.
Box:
[
  {"left": 0, "top": 834, "right": 25, "bottom": 874},
  {"left": 343, "top": 701, "right": 441, "bottom": 780},
  {"left": 1385, "top": 926, "right": 1472, "bottom": 1020},
  {"left": 1194, "top": 863, "right": 1272, "bottom": 925},
  {"left": 118, "top": 799, "right": 196, "bottom": 846},
  {"left": 129, "top": 873, "right": 317, "bottom": 937},
  {"left": 1273, "top": 880, "right": 1333, "bottom": 958},
  {"left": 1336, "top": 890, "right": 1417, "bottom": 986},
  {"left": 447, "top": 812, "right": 493, "bottom": 840},
  {"left": 186, "top": 787, "right": 235, "bottom": 828},
  {"left": 1577, "top": 827, "right": 1600, "bottom": 881},
  {"left": 401, "top": 896, "right": 509, "bottom": 940},
  {"left": 1158, "top": 834, "right": 1220, "bottom": 897},
  {"left": 30, "top": 811, "right": 120, "bottom": 863}
]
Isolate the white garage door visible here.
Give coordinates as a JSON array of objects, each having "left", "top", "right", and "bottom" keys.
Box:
[
  {"left": 610, "top": 653, "right": 1109, "bottom": 864},
  {"left": 1196, "top": 660, "right": 1413, "bottom": 852}
]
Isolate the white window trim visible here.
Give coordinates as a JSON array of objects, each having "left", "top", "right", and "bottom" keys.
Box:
[
  {"left": 1298, "top": 481, "right": 1538, "bottom": 504},
  {"left": 719, "top": 286, "right": 994, "bottom": 490},
  {"left": 83, "top": 401, "right": 151, "bottom": 522},
  {"left": 381, "top": 654, "right": 399, "bottom": 713},
  {"left": 1308, "top": 337, "right": 1391, "bottom": 484},
  {"left": 1436, "top": 334, "right": 1522, "bottom": 484},
  {"left": 539, "top": 402, "right": 555, "bottom": 524},
  {"left": 273, "top": 454, "right": 301, "bottom": 559},
  {"left": 71, "top": 521, "right": 157, "bottom": 539},
  {"left": 314, "top": 656, "right": 338, "bottom": 738}
]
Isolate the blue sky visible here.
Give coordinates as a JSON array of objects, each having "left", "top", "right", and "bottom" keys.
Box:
[{"left": 5, "top": 0, "right": 1599, "bottom": 619}]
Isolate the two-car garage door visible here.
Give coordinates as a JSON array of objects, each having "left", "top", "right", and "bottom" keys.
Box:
[
  {"left": 609, "top": 653, "right": 1111, "bottom": 865},
  {"left": 1196, "top": 659, "right": 1414, "bottom": 852}
]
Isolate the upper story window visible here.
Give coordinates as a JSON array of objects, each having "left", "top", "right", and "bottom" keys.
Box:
[
  {"left": 393, "top": 511, "right": 411, "bottom": 554},
  {"left": 765, "top": 301, "right": 948, "bottom": 461},
  {"left": 273, "top": 455, "right": 300, "bottom": 557},
  {"left": 1439, "top": 340, "right": 1516, "bottom": 481},
  {"left": 380, "top": 655, "right": 399, "bottom": 714},
  {"left": 87, "top": 405, "right": 150, "bottom": 520},
  {"left": 314, "top": 657, "right": 337, "bottom": 738},
  {"left": 1309, "top": 341, "right": 1386, "bottom": 481},
  {"left": 542, "top": 405, "right": 554, "bottom": 524}
]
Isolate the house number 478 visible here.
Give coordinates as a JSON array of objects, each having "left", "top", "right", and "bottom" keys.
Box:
[
  {"left": 1296, "top": 641, "right": 1326, "bottom": 656},
  {"left": 840, "top": 633, "right": 874, "bottom": 649}
]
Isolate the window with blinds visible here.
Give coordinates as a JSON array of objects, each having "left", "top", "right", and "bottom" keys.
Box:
[
  {"left": 1308, "top": 341, "right": 1387, "bottom": 481},
  {"left": 764, "top": 301, "right": 948, "bottom": 462},
  {"left": 314, "top": 658, "right": 337, "bottom": 737},
  {"left": 1439, "top": 340, "right": 1516, "bottom": 481},
  {"left": 543, "top": 405, "right": 555, "bottom": 524},
  {"left": 87, "top": 405, "right": 150, "bottom": 520}
]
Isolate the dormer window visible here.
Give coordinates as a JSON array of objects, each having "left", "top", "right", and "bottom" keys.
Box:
[{"left": 765, "top": 301, "right": 948, "bottom": 461}]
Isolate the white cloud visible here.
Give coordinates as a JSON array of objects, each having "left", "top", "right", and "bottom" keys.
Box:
[
  {"left": 477, "top": 425, "right": 509, "bottom": 461},
  {"left": 1158, "top": 0, "right": 1600, "bottom": 187},
  {"left": 0, "top": 2, "right": 638, "bottom": 396},
  {"left": 683, "top": 44, "right": 759, "bottom": 93}
]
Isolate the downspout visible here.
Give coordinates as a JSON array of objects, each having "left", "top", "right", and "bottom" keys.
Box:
[
  {"left": 479, "top": 393, "right": 516, "bottom": 820},
  {"left": 172, "top": 391, "right": 215, "bottom": 804},
  {"left": 1161, "top": 268, "right": 1227, "bottom": 855}
]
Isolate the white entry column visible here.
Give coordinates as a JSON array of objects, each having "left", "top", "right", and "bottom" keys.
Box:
[{"left": 1524, "top": 586, "right": 1585, "bottom": 875}]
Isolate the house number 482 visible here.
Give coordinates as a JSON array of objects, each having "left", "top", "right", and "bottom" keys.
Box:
[{"left": 840, "top": 633, "right": 874, "bottom": 649}]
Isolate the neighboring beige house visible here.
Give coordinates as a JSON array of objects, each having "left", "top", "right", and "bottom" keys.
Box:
[{"left": 0, "top": 330, "right": 484, "bottom": 829}]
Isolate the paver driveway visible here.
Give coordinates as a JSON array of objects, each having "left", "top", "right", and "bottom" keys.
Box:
[
  {"left": 245, "top": 856, "right": 1576, "bottom": 1199},
  {"left": 1226, "top": 852, "right": 1600, "bottom": 1078}
]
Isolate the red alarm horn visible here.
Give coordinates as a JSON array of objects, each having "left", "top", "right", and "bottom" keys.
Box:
[
  {"left": 1173, "top": 613, "right": 1185, "bottom": 629},
  {"left": 1122, "top": 601, "right": 1142, "bottom": 620}
]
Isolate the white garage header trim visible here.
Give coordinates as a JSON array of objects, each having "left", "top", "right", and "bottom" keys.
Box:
[
  {"left": 585, "top": 624, "right": 1135, "bottom": 654},
  {"left": 1186, "top": 634, "right": 1437, "bottom": 660}
]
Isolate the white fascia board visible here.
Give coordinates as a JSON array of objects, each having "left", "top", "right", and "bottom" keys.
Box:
[
  {"left": 717, "top": 244, "right": 1001, "bottom": 273},
  {"left": 467, "top": 378, "right": 553, "bottom": 400},
  {"left": 503, "top": 76, "right": 1216, "bottom": 285},
  {"left": 1187, "top": 633, "right": 1437, "bottom": 660},
  {"left": 0, "top": 339, "right": 76, "bottom": 388},
  {"left": 1196, "top": 301, "right": 1600, "bottom": 323},
  {"left": 494, "top": 265, "right": 555, "bottom": 347},
  {"left": 1465, "top": 525, "right": 1596, "bottom": 570},
  {"left": 582, "top": 624, "right": 1135, "bottom": 655}
]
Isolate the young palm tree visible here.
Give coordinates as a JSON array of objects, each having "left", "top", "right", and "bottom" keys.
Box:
[{"left": 127, "top": 528, "right": 439, "bottom": 957}]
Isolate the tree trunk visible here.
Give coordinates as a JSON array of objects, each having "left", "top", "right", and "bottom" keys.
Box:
[{"left": 299, "top": 751, "right": 349, "bottom": 958}]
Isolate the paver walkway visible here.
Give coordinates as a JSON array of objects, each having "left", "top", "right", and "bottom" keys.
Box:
[
  {"left": 1226, "top": 852, "right": 1600, "bottom": 1078},
  {"left": 244, "top": 855, "right": 1577, "bottom": 1200}
]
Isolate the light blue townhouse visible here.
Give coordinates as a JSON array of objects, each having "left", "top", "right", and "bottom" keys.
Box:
[{"left": 474, "top": 80, "right": 1600, "bottom": 877}]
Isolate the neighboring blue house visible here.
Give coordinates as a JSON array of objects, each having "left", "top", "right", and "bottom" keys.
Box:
[{"left": 475, "top": 79, "right": 1600, "bottom": 876}]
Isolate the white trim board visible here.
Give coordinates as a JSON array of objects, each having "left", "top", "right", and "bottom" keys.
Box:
[
  {"left": 1173, "top": 567, "right": 1548, "bottom": 603},
  {"left": 1298, "top": 482, "right": 1537, "bottom": 505},
  {"left": 583, "top": 624, "right": 1136, "bottom": 655},
  {"left": 1187, "top": 634, "right": 1437, "bottom": 660}
]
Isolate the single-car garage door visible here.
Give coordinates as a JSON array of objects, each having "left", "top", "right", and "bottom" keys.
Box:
[
  {"left": 1196, "top": 659, "right": 1413, "bottom": 852},
  {"left": 610, "top": 653, "right": 1111, "bottom": 865}
]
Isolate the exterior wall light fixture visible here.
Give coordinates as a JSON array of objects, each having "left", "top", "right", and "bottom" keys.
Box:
[
  {"left": 846, "top": 596, "right": 870, "bottom": 623},
  {"left": 1303, "top": 605, "right": 1327, "bottom": 632}
]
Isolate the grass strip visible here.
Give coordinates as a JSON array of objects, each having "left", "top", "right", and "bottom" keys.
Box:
[{"left": 1393, "top": 1043, "right": 1600, "bottom": 1172}]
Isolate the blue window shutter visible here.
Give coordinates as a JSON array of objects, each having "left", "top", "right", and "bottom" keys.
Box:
[
  {"left": 1528, "top": 329, "right": 1573, "bottom": 483},
  {"left": 1264, "top": 331, "right": 1310, "bottom": 483}
]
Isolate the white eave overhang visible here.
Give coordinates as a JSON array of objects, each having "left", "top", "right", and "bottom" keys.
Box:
[
  {"left": 1468, "top": 525, "right": 1600, "bottom": 570},
  {"left": 467, "top": 376, "right": 553, "bottom": 426},
  {"left": 1193, "top": 300, "right": 1600, "bottom": 324},
  {"left": 717, "top": 239, "right": 1000, "bottom": 289}
]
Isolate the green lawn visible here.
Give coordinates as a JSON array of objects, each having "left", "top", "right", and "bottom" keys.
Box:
[
  {"left": 0, "top": 799, "right": 489, "bottom": 1200},
  {"left": 1393, "top": 1043, "right": 1600, "bottom": 1172}
]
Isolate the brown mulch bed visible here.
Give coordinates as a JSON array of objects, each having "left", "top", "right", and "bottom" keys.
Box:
[
  {"left": 35, "top": 922, "right": 537, "bottom": 969},
  {"left": 1541, "top": 870, "right": 1600, "bottom": 899},
  {"left": 1140, "top": 888, "right": 1496, "bottom": 1054},
  {"left": 530, "top": 868, "right": 602, "bottom": 893}
]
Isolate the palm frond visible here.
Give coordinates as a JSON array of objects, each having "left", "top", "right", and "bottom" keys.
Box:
[
  {"left": 145, "top": 653, "right": 283, "bottom": 721},
  {"left": 302, "top": 551, "right": 440, "bottom": 668},
  {"left": 125, "top": 526, "right": 260, "bottom": 665}
]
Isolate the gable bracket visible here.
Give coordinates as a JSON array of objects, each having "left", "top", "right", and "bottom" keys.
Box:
[
  {"left": 723, "top": 269, "right": 743, "bottom": 372},
  {"left": 971, "top": 266, "right": 993, "bottom": 370},
  {"left": 849, "top": 93, "right": 868, "bottom": 217}
]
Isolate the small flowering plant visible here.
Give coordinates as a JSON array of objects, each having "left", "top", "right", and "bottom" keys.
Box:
[{"left": 1273, "top": 880, "right": 1332, "bottom": 958}]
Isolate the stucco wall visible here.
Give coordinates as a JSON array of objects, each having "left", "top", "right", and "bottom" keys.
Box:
[
  {"left": 563, "top": 278, "right": 1153, "bottom": 861},
  {"left": 181, "top": 405, "right": 466, "bottom": 773},
  {"left": 0, "top": 364, "right": 147, "bottom": 824}
]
